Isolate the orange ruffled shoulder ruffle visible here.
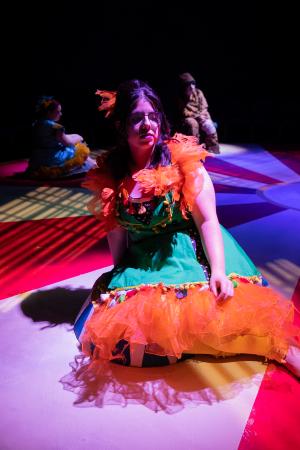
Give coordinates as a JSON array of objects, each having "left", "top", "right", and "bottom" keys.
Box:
[
  {"left": 83, "top": 134, "right": 210, "bottom": 228},
  {"left": 133, "top": 133, "right": 209, "bottom": 218}
]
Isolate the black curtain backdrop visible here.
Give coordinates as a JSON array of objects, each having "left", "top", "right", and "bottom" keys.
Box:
[{"left": 2, "top": 2, "right": 299, "bottom": 161}]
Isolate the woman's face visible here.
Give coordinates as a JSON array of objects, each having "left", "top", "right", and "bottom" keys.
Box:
[
  {"left": 127, "top": 98, "right": 161, "bottom": 162},
  {"left": 48, "top": 104, "right": 62, "bottom": 122}
]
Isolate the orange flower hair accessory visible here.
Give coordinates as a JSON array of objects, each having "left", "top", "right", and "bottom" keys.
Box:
[{"left": 95, "top": 90, "right": 117, "bottom": 118}]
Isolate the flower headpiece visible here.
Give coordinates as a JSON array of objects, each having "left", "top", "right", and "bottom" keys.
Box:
[{"left": 95, "top": 90, "right": 117, "bottom": 118}]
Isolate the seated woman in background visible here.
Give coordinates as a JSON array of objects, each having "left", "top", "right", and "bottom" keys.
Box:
[{"left": 27, "top": 96, "right": 95, "bottom": 178}]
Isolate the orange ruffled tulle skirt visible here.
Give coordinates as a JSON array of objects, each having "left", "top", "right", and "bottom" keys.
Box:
[{"left": 81, "top": 281, "right": 300, "bottom": 364}]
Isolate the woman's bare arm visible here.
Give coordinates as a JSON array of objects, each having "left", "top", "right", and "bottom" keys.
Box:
[
  {"left": 56, "top": 129, "right": 83, "bottom": 146},
  {"left": 192, "top": 166, "right": 233, "bottom": 300}
]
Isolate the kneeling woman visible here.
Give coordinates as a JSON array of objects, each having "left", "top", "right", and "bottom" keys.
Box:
[{"left": 75, "top": 80, "right": 300, "bottom": 375}]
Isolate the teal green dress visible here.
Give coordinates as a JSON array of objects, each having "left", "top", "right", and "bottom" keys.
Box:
[{"left": 106, "top": 194, "right": 260, "bottom": 291}]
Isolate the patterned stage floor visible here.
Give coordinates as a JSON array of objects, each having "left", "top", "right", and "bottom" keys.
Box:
[{"left": 1, "top": 143, "right": 299, "bottom": 450}]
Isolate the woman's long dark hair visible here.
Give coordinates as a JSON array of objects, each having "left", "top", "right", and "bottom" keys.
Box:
[{"left": 105, "top": 80, "right": 171, "bottom": 180}]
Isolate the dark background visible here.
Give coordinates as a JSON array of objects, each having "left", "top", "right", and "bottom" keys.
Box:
[{"left": 2, "top": 2, "right": 299, "bottom": 162}]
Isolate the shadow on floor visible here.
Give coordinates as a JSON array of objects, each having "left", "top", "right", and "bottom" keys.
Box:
[{"left": 20, "top": 286, "right": 89, "bottom": 327}]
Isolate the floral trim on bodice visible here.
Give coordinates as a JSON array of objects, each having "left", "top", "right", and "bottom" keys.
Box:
[{"left": 83, "top": 134, "right": 209, "bottom": 231}]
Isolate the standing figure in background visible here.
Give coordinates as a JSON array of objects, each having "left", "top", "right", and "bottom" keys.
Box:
[
  {"left": 176, "top": 72, "right": 220, "bottom": 154},
  {"left": 28, "top": 96, "right": 95, "bottom": 178}
]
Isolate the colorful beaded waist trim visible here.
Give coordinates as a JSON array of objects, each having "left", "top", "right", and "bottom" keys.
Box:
[{"left": 91, "top": 273, "right": 263, "bottom": 308}]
